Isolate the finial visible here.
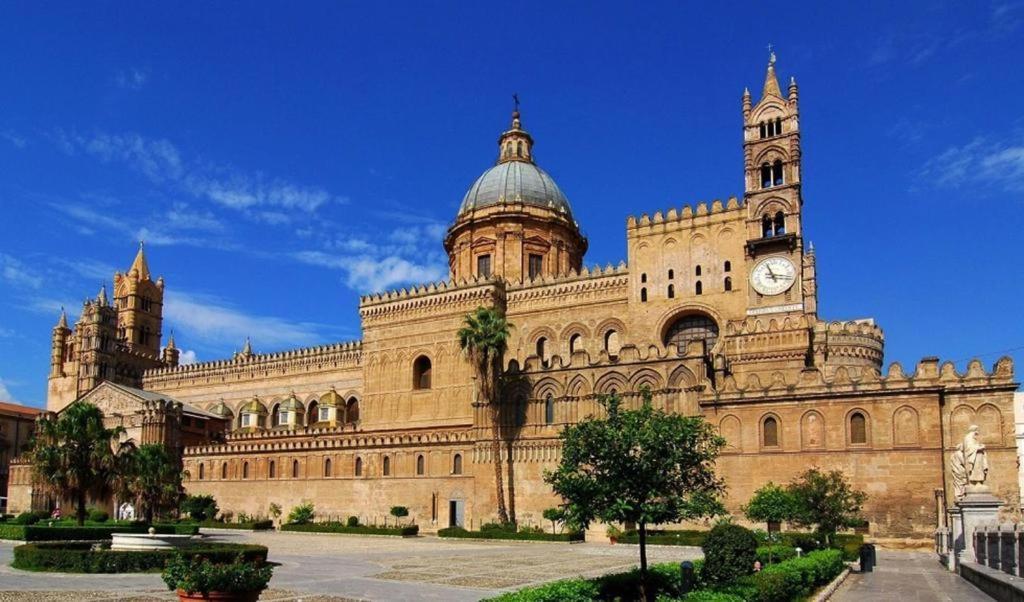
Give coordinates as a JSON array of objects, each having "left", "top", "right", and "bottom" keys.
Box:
[
  {"left": 97, "top": 284, "right": 108, "bottom": 306},
  {"left": 56, "top": 306, "right": 68, "bottom": 329},
  {"left": 139, "top": 240, "right": 145, "bottom": 250},
  {"left": 167, "top": 329, "right": 176, "bottom": 347}
]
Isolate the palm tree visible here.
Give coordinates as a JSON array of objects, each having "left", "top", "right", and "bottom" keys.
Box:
[
  {"left": 118, "top": 443, "right": 185, "bottom": 525},
  {"left": 458, "top": 306, "right": 512, "bottom": 525},
  {"left": 30, "top": 401, "right": 132, "bottom": 526}
]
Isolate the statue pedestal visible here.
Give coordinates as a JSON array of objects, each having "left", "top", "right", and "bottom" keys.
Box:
[{"left": 955, "top": 489, "right": 1003, "bottom": 566}]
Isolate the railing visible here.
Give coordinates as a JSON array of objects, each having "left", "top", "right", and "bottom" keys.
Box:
[{"left": 972, "top": 524, "right": 1024, "bottom": 577}]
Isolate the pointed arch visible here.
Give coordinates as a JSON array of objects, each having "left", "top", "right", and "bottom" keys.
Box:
[
  {"left": 629, "top": 368, "right": 664, "bottom": 392},
  {"left": 566, "top": 374, "right": 591, "bottom": 397},
  {"left": 760, "top": 413, "right": 781, "bottom": 449},
  {"left": 594, "top": 371, "right": 629, "bottom": 395}
]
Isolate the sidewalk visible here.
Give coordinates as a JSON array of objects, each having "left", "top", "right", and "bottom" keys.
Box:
[{"left": 833, "top": 550, "right": 990, "bottom": 601}]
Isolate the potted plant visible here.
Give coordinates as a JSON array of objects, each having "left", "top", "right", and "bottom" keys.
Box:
[
  {"left": 162, "top": 554, "right": 272, "bottom": 602},
  {"left": 606, "top": 524, "right": 623, "bottom": 545}
]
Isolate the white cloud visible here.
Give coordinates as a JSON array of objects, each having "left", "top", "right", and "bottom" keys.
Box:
[
  {"left": 920, "top": 136, "right": 1024, "bottom": 192},
  {"left": 0, "top": 377, "right": 15, "bottom": 402},
  {"left": 1, "top": 130, "right": 27, "bottom": 148},
  {"left": 178, "top": 350, "right": 198, "bottom": 365},
  {"left": 292, "top": 251, "right": 447, "bottom": 293},
  {"left": 163, "top": 290, "right": 327, "bottom": 350},
  {"left": 1, "top": 254, "right": 43, "bottom": 289},
  {"left": 115, "top": 68, "right": 149, "bottom": 90}
]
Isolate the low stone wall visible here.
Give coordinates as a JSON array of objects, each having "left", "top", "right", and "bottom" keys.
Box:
[{"left": 960, "top": 561, "right": 1024, "bottom": 602}]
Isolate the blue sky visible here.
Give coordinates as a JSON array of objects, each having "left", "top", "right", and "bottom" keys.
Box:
[{"left": 1, "top": 2, "right": 1022, "bottom": 406}]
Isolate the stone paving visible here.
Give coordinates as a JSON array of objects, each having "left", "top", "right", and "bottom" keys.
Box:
[
  {"left": 0, "top": 531, "right": 702, "bottom": 601},
  {"left": 833, "top": 549, "right": 991, "bottom": 601}
]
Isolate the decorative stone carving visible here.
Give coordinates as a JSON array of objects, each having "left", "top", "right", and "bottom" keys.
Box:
[{"left": 951, "top": 424, "right": 990, "bottom": 500}]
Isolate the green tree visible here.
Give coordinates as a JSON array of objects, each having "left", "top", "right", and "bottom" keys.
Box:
[
  {"left": 743, "top": 482, "right": 796, "bottom": 564},
  {"left": 30, "top": 401, "right": 132, "bottom": 526},
  {"left": 181, "top": 494, "right": 219, "bottom": 522},
  {"left": 787, "top": 467, "right": 866, "bottom": 545},
  {"left": 545, "top": 391, "right": 725, "bottom": 599},
  {"left": 458, "top": 306, "right": 513, "bottom": 525},
  {"left": 390, "top": 505, "right": 409, "bottom": 525},
  {"left": 119, "top": 444, "right": 185, "bottom": 525},
  {"left": 542, "top": 507, "right": 565, "bottom": 534}
]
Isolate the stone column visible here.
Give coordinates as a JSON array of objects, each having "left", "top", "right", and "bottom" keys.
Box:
[
  {"left": 947, "top": 506, "right": 963, "bottom": 571},
  {"left": 956, "top": 490, "right": 1003, "bottom": 565}
]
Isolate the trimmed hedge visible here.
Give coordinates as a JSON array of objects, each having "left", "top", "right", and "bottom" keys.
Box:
[
  {"left": 755, "top": 545, "right": 798, "bottom": 565},
  {"left": 617, "top": 529, "right": 864, "bottom": 560},
  {"left": 438, "top": 526, "right": 584, "bottom": 542},
  {"left": 197, "top": 520, "right": 274, "bottom": 531},
  {"left": 281, "top": 522, "right": 419, "bottom": 536},
  {"left": 12, "top": 542, "right": 268, "bottom": 573},
  {"left": 750, "top": 549, "right": 845, "bottom": 602},
  {"left": 0, "top": 523, "right": 198, "bottom": 541},
  {"left": 618, "top": 529, "right": 707, "bottom": 546}
]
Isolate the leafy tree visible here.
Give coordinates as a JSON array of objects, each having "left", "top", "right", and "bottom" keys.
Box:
[
  {"left": 181, "top": 494, "right": 219, "bottom": 522},
  {"left": 542, "top": 507, "right": 565, "bottom": 534},
  {"left": 30, "top": 401, "right": 133, "bottom": 526},
  {"left": 458, "top": 306, "right": 513, "bottom": 525},
  {"left": 545, "top": 391, "right": 725, "bottom": 599},
  {"left": 701, "top": 520, "right": 759, "bottom": 584},
  {"left": 787, "top": 467, "right": 866, "bottom": 545},
  {"left": 743, "top": 482, "right": 797, "bottom": 563},
  {"left": 119, "top": 443, "right": 185, "bottom": 525},
  {"left": 390, "top": 505, "right": 409, "bottom": 525},
  {"left": 287, "top": 501, "right": 315, "bottom": 525}
]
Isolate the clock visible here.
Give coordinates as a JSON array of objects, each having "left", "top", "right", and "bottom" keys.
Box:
[{"left": 750, "top": 256, "right": 797, "bottom": 296}]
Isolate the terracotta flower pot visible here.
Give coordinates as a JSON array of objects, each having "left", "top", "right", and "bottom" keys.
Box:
[{"left": 176, "top": 589, "right": 262, "bottom": 602}]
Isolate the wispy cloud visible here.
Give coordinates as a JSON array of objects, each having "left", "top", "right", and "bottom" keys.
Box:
[
  {"left": 115, "top": 68, "right": 149, "bottom": 90},
  {"left": 0, "top": 377, "right": 17, "bottom": 402},
  {"left": 1, "top": 254, "right": 43, "bottom": 289},
  {"left": 178, "top": 349, "right": 198, "bottom": 365},
  {"left": 919, "top": 135, "right": 1024, "bottom": 192},
  {"left": 163, "top": 290, "right": 335, "bottom": 350},
  {"left": 292, "top": 250, "right": 447, "bottom": 293},
  {"left": 1, "top": 130, "right": 27, "bottom": 148}
]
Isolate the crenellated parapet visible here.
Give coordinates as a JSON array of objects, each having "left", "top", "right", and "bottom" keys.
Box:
[
  {"left": 812, "top": 318, "right": 885, "bottom": 374},
  {"left": 722, "top": 314, "right": 812, "bottom": 367},
  {"left": 626, "top": 196, "right": 744, "bottom": 234},
  {"left": 184, "top": 425, "right": 474, "bottom": 457},
  {"left": 142, "top": 341, "right": 362, "bottom": 389},
  {"left": 507, "top": 262, "right": 629, "bottom": 310},
  {"left": 359, "top": 276, "right": 503, "bottom": 325},
  {"left": 711, "top": 356, "right": 1016, "bottom": 404}
]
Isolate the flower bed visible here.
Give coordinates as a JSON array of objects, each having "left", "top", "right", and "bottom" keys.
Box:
[
  {"left": 12, "top": 542, "right": 268, "bottom": 573},
  {"left": 281, "top": 522, "right": 419, "bottom": 536},
  {"left": 0, "top": 523, "right": 198, "bottom": 541},
  {"left": 438, "top": 526, "right": 584, "bottom": 542}
]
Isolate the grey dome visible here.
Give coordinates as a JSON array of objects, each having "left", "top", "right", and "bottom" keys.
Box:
[{"left": 458, "top": 161, "right": 573, "bottom": 219}]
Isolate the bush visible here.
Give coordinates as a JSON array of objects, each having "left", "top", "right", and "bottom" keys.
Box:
[
  {"left": 287, "top": 501, "right": 315, "bottom": 525},
  {"left": 679, "top": 592, "right": 746, "bottom": 602},
  {"left": 755, "top": 545, "right": 797, "bottom": 565},
  {"left": 480, "top": 521, "right": 516, "bottom": 533},
  {"left": 162, "top": 553, "right": 272, "bottom": 594},
  {"left": 346, "top": 515, "right": 359, "bottom": 527},
  {"left": 197, "top": 520, "right": 274, "bottom": 531},
  {"left": 751, "top": 549, "right": 844, "bottom": 602},
  {"left": 281, "top": 522, "right": 418, "bottom": 536},
  {"left": 483, "top": 578, "right": 599, "bottom": 602},
  {"left": 12, "top": 542, "right": 268, "bottom": 573},
  {"left": 86, "top": 509, "right": 109, "bottom": 523},
  {"left": 14, "top": 511, "right": 41, "bottom": 525},
  {"left": 832, "top": 533, "right": 864, "bottom": 561},
  {"left": 437, "top": 526, "right": 584, "bottom": 542},
  {"left": 180, "top": 495, "right": 219, "bottom": 522},
  {"left": 701, "top": 522, "right": 758, "bottom": 585},
  {"left": 389, "top": 506, "right": 409, "bottom": 520},
  {"left": 0, "top": 523, "right": 198, "bottom": 541}
]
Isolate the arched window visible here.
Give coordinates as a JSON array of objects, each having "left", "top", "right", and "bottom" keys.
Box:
[
  {"left": 773, "top": 212, "right": 786, "bottom": 236},
  {"left": 221, "top": 463, "right": 227, "bottom": 479},
  {"left": 545, "top": 394, "right": 555, "bottom": 424},
  {"left": 569, "top": 334, "right": 582, "bottom": 355},
  {"left": 850, "top": 412, "right": 867, "bottom": 444},
  {"left": 269, "top": 460, "right": 276, "bottom": 478},
  {"left": 346, "top": 397, "right": 359, "bottom": 424},
  {"left": 667, "top": 284, "right": 674, "bottom": 299},
  {"left": 664, "top": 313, "right": 719, "bottom": 354},
  {"left": 452, "top": 453, "right": 463, "bottom": 475},
  {"left": 416, "top": 455, "right": 425, "bottom": 476},
  {"left": 763, "top": 417, "right": 779, "bottom": 447},
  {"left": 383, "top": 456, "right": 391, "bottom": 476},
  {"left": 198, "top": 464, "right": 205, "bottom": 480},
  {"left": 604, "top": 330, "right": 621, "bottom": 358},
  {"left": 759, "top": 122, "right": 767, "bottom": 139},
  {"left": 242, "top": 462, "right": 249, "bottom": 479},
  {"left": 270, "top": 403, "right": 281, "bottom": 427},
  {"left": 695, "top": 265, "right": 702, "bottom": 276},
  {"left": 306, "top": 401, "right": 319, "bottom": 426},
  {"left": 640, "top": 288, "right": 647, "bottom": 302},
  {"left": 292, "top": 460, "right": 299, "bottom": 478},
  {"left": 761, "top": 163, "right": 772, "bottom": 188},
  {"left": 536, "top": 337, "right": 548, "bottom": 365},
  {"left": 354, "top": 457, "right": 363, "bottom": 477},
  {"left": 413, "top": 356, "right": 432, "bottom": 390},
  {"left": 641, "top": 273, "right": 647, "bottom": 283},
  {"left": 695, "top": 281, "right": 702, "bottom": 295},
  {"left": 724, "top": 277, "right": 732, "bottom": 291},
  {"left": 762, "top": 214, "right": 772, "bottom": 238},
  {"left": 775, "top": 117, "right": 782, "bottom": 135},
  {"left": 324, "top": 458, "right": 332, "bottom": 477},
  {"left": 772, "top": 160, "right": 784, "bottom": 186},
  {"left": 667, "top": 269, "right": 674, "bottom": 279},
  {"left": 724, "top": 261, "right": 731, "bottom": 272},
  {"left": 516, "top": 141, "right": 523, "bottom": 157}
]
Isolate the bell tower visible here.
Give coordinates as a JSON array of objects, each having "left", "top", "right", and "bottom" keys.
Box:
[
  {"left": 113, "top": 242, "right": 165, "bottom": 358},
  {"left": 742, "top": 50, "right": 816, "bottom": 318}
]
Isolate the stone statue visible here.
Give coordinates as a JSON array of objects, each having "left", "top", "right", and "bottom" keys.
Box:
[
  {"left": 951, "top": 424, "right": 989, "bottom": 500},
  {"left": 119, "top": 502, "right": 135, "bottom": 521}
]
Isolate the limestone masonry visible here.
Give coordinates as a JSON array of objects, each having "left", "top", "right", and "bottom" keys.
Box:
[{"left": 7, "top": 54, "right": 1018, "bottom": 541}]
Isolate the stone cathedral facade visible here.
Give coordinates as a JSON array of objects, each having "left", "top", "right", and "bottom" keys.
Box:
[{"left": 9, "top": 56, "right": 1019, "bottom": 541}]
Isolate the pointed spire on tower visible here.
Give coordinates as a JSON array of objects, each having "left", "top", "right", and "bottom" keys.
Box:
[
  {"left": 762, "top": 45, "right": 782, "bottom": 99},
  {"left": 97, "top": 284, "right": 108, "bottom": 307},
  {"left": 496, "top": 93, "right": 534, "bottom": 164},
  {"left": 129, "top": 240, "right": 151, "bottom": 280},
  {"left": 166, "top": 330, "right": 176, "bottom": 349},
  {"left": 56, "top": 306, "right": 68, "bottom": 329},
  {"left": 241, "top": 337, "right": 253, "bottom": 356}
]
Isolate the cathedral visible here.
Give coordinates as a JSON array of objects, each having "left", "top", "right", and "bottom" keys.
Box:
[{"left": 7, "top": 55, "right": 1019, "bottom": 542}]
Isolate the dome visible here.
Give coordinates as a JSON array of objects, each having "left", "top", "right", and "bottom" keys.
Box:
[{"left": 458, "top": 160, "right": 573, "bottom": 219}]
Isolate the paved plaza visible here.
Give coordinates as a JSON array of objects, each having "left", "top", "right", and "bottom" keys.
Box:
[
  {"left": 834, "top": 550, "right": 989, "bottom": 602},
  {"left": 0, "top": 531, "right": 701, "bottom": 601}
]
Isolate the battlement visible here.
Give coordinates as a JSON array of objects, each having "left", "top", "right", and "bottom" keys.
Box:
[
  {"left": 359, "top": 276, "right": 502, "bottom": 323},
  {"left": 626, "top": 196, "right": 744, "bottom": 232},
  {"left": 184, "top": 425, "right": 473, "bottom": 457},
  {"left": 813, "top": 318, "right": 885, "bottom": 341}
]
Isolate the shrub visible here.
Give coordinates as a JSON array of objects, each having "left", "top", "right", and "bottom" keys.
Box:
[
  {"left": 618, "top": 529, "right": 707, "bottom": 546},
  {"left": 180, "top": 495, "right": 219, "bottom": 522},
  {"left": 755, "top": 545, "right": 797, "bottom": 565},
  {"left": 287, "top": 501, "right": 315, "bottom": 525},
  {"left": 751, "top": 549, "right": 844, "bottom": 602},
  {"left": 346, "top": 515, "right": 359, "bottom": 527},
  {"left": 483, "top": 578, "right": 600, "bottom": 602},
  {"left": 437, "top": 526, "right": 584, "bottom": 542},
  {"left": 832, "top": 533, "right": 864, "bottom": 561},
  {"left": 197, "top": 520, "right": 273, "bottom": 531},
  {"left": 12, "top": 542, "right": 268, "bottom": 573},
  {"left": 280, "top": 522, "right": 418, "bottom": 536},
  {"left": 480, "top": 521, "right": 516, "bottom": 533},
  {"left": 389, "top": 506, "right": 409, "bottom": 520},
  {"left": 701, "top": 522, "right": 758, "bottom": 585},
  {"left": 14, "top": 511, "right": 41, "bottom": 525},
  {"left": 162, "top": 553, "right": 272, "bottom": 594},
  {"left": 86, "top": 509, "right": 109, "bottom": 523},
  {"left": 680, "top": 592, "right": 746, "bottom": 602}
]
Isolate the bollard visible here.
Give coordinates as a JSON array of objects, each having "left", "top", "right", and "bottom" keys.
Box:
[
  {"left": 859, "top": 543, "right": 875, "bottom": 572},
  {"left": 679, "top": 561, "right": 695, "bottom": 594}
]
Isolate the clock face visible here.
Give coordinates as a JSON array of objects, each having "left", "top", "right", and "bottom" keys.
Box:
[{"left": 750, "top": 256, "right": 797, "bottom": 296}]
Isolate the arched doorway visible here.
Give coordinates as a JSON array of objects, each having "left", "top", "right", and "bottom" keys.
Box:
[{"left": 664, "top": 313, "right": 719, "bottom": 355}]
